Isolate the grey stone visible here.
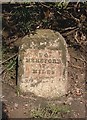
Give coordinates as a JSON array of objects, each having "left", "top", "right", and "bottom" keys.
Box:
[{"left": 18, "top": 29, "right": 69, "bottom": 99}]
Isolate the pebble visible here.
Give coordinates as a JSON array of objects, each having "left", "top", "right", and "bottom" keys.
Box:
[
  {"left": 14, "top": 103, "right": 18, "bottom": 108},
  {"left": 25, "top": 104, "right": 28, "bottom": 107},
  {"left": 24, "top": 111, "right": 27, "bottom": 114},
  {"left": 76, "top": 88, "right": 82, "bottom": 96},
  {"left": 68, "top": 102, "right": 72, "bottom": 105},
  {"left": 4, "top": 108, "right": 8, "bottom": 112}
]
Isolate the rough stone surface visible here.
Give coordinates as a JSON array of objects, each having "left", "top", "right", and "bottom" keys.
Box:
[{"left": 18, "top": 29, "right": 69, "bottom": 99}]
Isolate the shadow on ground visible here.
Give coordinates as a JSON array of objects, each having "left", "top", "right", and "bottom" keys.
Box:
[{"left": 2, "top": 102, "right": 9, "bottom": 120}]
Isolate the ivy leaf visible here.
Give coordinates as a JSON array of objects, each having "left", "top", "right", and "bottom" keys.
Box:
[{"left": 7, "top": 59, "right": 16, "bottom": 71}]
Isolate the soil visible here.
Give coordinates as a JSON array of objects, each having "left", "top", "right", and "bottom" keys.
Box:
[{"left": 2, "top": 32, "right": 86, "bottom": 119}]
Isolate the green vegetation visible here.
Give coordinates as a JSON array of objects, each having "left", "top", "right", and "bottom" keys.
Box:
[{"left": 31, "top": 104, "right": 70, "bottom": 118}]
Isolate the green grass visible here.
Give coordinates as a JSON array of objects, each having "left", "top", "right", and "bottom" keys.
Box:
[{"left": 31, "top": 104, "right": 70, "bottom": 118}]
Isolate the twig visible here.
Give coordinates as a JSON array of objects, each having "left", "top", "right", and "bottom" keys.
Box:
[
  {"left": 74, "top": 31, "right": 81, "bottom": 44},
  {"left": 69, "top": 13, "right": 80, "bottom": 23},
  {"left": 74, "top": 31, "right": 86, "bottom": 50},
  {"left": 40, "top": 3, "right": 50, "bottom": 8},
  {"left": 63, "top": 27, "right": 76, "bottom": 31},
  {"left": 0, "top": 53, "right": 18, "bottom": 65},
  {"left": 80, "top": 55, "right": 86, "bottom": 61},
  {"left": 62, "top": 28, "right": 79, "bottom": 36},
  {"left": 40, "top": 3, "right": 63, "bottom": 17},
  {"left": 70, "top": 55, "right": 86, "bottom": 69},
  {"left": 7, "top": 37, "right": 19, "bottom": 45},
  {"left": 69, "top": 64, "right": 84, "bottom": 69},
  {"left": 0, "top": 68, "right": 6, "bottom": 75},
  {"left": 2, "top": 13, "right": 12, "bottom": 17},
  {"left": 75, "top": 0, "right": 80, "bottom": 9},
  {"left": 71, "top": 55, "right": 87, "bottom": 64}
]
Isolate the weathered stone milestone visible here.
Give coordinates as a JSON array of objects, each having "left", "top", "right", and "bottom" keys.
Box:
[{"left": 18, "top": 29, "right": 69, "bottom": 99}]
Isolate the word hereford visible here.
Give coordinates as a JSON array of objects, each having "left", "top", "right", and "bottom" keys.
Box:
[{"left": 26, "top": 58, "right": 61, "bottom": 64}]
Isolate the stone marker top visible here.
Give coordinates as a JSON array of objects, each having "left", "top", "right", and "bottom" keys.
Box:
[
  {"left": 20, "top": 29, "right": 68, "bottom": 66},
  {"left": 18, "top": 29, "right": 69, "bottom": 99}
]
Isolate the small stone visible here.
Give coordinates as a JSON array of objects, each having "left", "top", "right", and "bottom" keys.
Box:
[
  {"left": 68, "top": 102, "right": 72, "bottom": 105},
  {"left": 80, "top": 101, "right": 82, "bottom": 103},
  {"left": 37, "top": 26, "right": 40, "bottom": 29},
  {"left": 4, "top": 109, "right": 8, "bottom": 112},
  {"left": 76, "top": 81, "right": 78, "bottom": 83},
  {"left": 24, "top": 111, "right": 27, "bottom": 114},
  {"left": 77, "top": 113, "right": 80, "bottom": 116},
  {"left": 25, "top": 104, "right": 28, "bottom": 107},
  {"left": 14, "top": 103, "right": 18, "bottom": 108},
  {"left": 1, "top": 96, "right": 4, "bottom": 98},
  {"left": 76, "top": 88, "right": 82, "bottom": 96}
]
